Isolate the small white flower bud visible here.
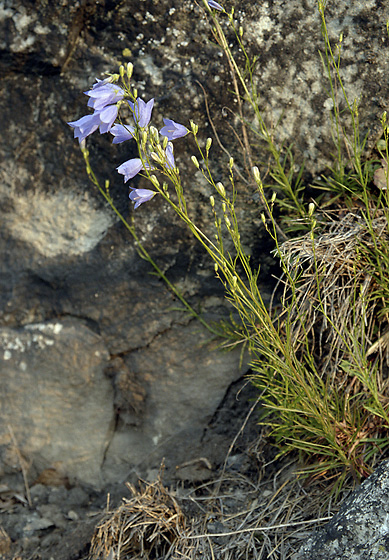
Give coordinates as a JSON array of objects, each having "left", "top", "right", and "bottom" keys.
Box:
[
  {"left": 133, "top": 88, "right": 138, "bottom": 99},
  {"left": 214, "top": 263, "right": 218, "bottom": 273},
  {"left": 260, "top": 213, "right": 266, "bottom": 225},
  {"left": 149, "top": 125, "right": 159, "bottom": 140},
  {"left": 271, "top": 191, "right": 277, "bottom": 203},
  {"left": 216, "top": 182, "right": 226, "bottom": 197},
  {"left": 206, "top": 137, "right": 212, "bottom": 151},
  {"left": 222, "top": 202, "right": 227, "bottom": 213},
  {"left": 126, "top": 62, "right": 133, "bottom": 79},
  {"left": 229, "top": 157, "right": 234, "bottom": 170},
  {"left": 150, "top": 152, "right": 161, "bottom": 163},
  {"left": 191, "top": 155, "right": 200, "bottom": 169},
  {"left": 308, "top": 202, "right": 315, "bottom": 217},
  {"left": 210, "top": 195, "right": 215, "bottom": 207},
  {"left": 119, "top": 65, "right": 125, "bottom": 78},
  {"left": 239, "top": 26, "right": 243, "bottom": 37},
  {"left": 225, "top": 216, "right": 231, "bottom": 228},
  {"left": 141, "top": 130, "right": 148, "bottom": 148},
  {"left": 252, "top": 166, "right": 261, "bottom": 182},
  {"left": 162, "top": 135, "right": 168, "bottom": 150}
]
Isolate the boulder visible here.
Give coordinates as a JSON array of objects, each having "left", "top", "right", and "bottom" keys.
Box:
[{"left": 296, "top": 460, "right": 389, "bottom": 560}]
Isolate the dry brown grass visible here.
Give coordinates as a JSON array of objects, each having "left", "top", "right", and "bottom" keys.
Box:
[
  {"left": 88, "top": 448, "right": 341, "bottom": 560},
  {"left": 278, "top": 210, "right": 389, "bottom": 377}
]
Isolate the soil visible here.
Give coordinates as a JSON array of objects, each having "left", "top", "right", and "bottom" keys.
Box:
[{"left": 0, "top": 375, "right": 344, "bottom": 560}]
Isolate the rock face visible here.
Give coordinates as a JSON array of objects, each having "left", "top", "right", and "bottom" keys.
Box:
[
  {"left": 0, "top": 0, "right": 388, "bottom": 488},
  {"left": 296, "top": 460, "right": 389, "bottom": 560}
]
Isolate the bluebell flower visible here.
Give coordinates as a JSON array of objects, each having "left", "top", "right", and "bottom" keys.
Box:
[
  {"left": 117, "top": 158, "right": 154, "bottom": 182},
  {"left": 128, "top": 98, "right": 155, "bottom": 128},
  {"left": 208, "top": 0, "right": 223, "bottom": 10},
  {"left": 165, "top": 143, "right": 175, "bottom": 170},
  {"left": 68, "top": 113, "right": 101, "bottom": 143},
  {"left": 110, "top": 123, "right": 135, "bottom": 144},
  {"left": 160, "top": 118, "right": 189, "bottom": 141},
  {"left": 129, "top": 187, "right": 157, "bottom": 209},
  {"left": 84, "top": 83, "right": 125, "bottom": 111}
]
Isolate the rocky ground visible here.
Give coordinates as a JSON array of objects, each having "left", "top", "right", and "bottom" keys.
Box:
[{"left": 0, "top": 375, "right": 343, "bottom": 560}]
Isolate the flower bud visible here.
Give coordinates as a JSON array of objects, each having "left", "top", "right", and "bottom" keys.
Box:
[
  {"left": 225, "top": 216, "right": 231, "bottom": 228},
  {"left": 271, "top": 191, "right": 277, "bottom": 203},
  {"left": 239, "top": 26, "right": 243, "bottom": 37},
  {"left": 214, "top": 263, "right": 218, "bottom": 273},
  {"left": 191, "top": 155, "right": 200, "bottom": 169},
  {"left": 150, "top": 175, "right": 160, "bottom": 188},
  {"left": 210, "top": 195, "right": 215, "bottom": 207},
  {"left": 229, "top": 157, "right": 234, "bottom": 170},
  {"left": 149, "top": 125, "right": 159, "bottom": 141},
  {"left": 308, "top": 202, "right": 315, "bottom": 217},
  {"left": 260, "top": 213, "right": 266, "bottom": 225},
  {"left": 190, "top": 120, "right": 199, "bottom": 135},
  {"left": 206, "top": 137, "right": 212, "bottom": 151},
  {"left": 252, "top": 166, "right": 261, "bottom": 182},
  {"left": 141, "top": 130, "right": 148, "bottom": 149},
  {"left": 150, "top": 152, "right": 161, "bottom": 163},
  {"left": 126, "top": 62, "right": 133, "bottom": 79},
  {"left": 119, "top": 65, "right": 125, "bottom": 78},
  {"left": 216, "top": 182, "right": 226, "bottom": 197},
  {"left": 222, "top": 202, "right": 226, "bottom": 213},
  {"left": 232, "top": 276, "right": 237, "bottom": 288},
  {"left": 162, "top": 135, "right": 168, "bottom": 150}
]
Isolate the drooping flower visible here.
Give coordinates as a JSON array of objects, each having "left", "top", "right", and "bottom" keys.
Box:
[
  {"left": 160, "top": 118, "right": 189, "bottom": 141},
  {"left": 117, "top": 158, "right": 154, "bottom": 182},
  {"left": 208, "top": 0, "right": 223, "bottom": 10},
  {"left": 128, "top": 98, "right": 155, "bottom": 128},
  {"left": 84, "top": 83, "right": 125, "bottom": 111},
  {"left": 164, "top": 143, "right": 175, "bottom": 170},
  {"left": 68, "top": 113, "right": 101, "bottom": 143},
  {"left": 129, "top": 187, "right": 157, "bottom": 209},
  {"left": 110, "top": 123, "right": 135, "bottom": 144}
]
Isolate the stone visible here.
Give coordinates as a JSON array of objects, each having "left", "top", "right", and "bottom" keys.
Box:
[
  {"left": 0, "top": 318, "right": 113, "bottom": 488},
  {"left": 296, "top": 460, "right": 389, "bottom": 560}
]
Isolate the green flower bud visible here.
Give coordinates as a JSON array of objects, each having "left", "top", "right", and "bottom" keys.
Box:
[
  {"left": 190, "top": 120, "right": 199, "bottom": 135},
  {"left": 150, "top": 175, "right": 160, "bottom": 188}
]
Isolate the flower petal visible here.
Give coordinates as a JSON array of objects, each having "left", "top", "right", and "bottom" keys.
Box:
[{"left": 110, "top": 123, "right": 135, "bottom": 144}]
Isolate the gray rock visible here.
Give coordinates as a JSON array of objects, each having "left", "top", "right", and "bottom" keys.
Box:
[
  {"left": 0, "top": 318, "right": 113, "bottom": 488},
  {"left": 296, "top": 460, "right": 389, "bottom": 560}
]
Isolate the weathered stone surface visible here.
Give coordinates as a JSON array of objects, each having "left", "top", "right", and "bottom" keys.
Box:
[
  {"left": 296, "top": 460, "right": 389, "bottom": 560},
  {"left": 1, "top": 0, "right": 388, "bottom": 489},
  {"left": 102, "top": 321, "right": 246, "bottom": 482},
  {"left": 0, "top": 318, "right": 113, "bottom": 488}
]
